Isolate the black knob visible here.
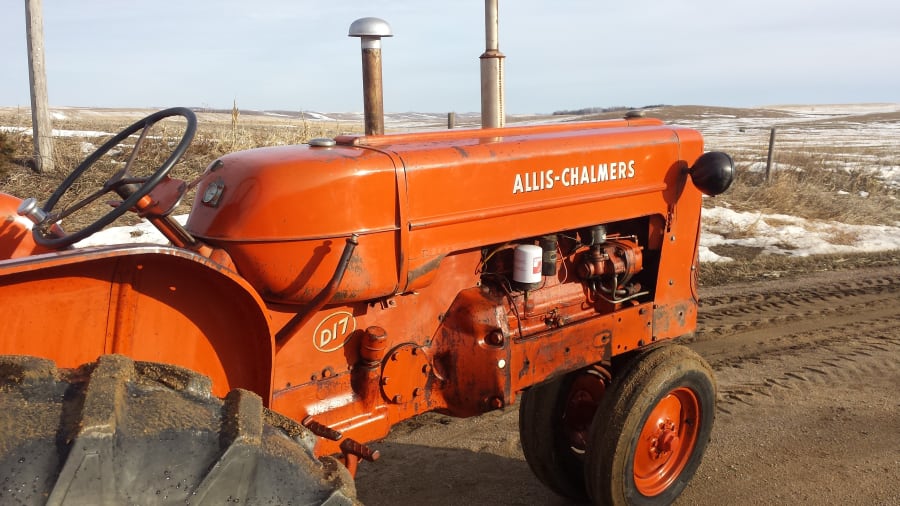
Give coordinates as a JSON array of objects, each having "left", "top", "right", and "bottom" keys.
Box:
[{"left": 689, "top": 151, "right": 734, "bottom": 196}]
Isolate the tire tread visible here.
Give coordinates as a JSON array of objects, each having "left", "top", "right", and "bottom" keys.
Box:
[{"left": 0, "top": 354, "right": 358, "bottom": 505}]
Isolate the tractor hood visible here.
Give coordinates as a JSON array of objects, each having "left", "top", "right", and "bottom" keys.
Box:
[
  {"left": 186, "top": 144, "right": 398, "bottom": 241},
  {"left": 185, "top": 142, "right": 400, "bottom": 304},
  {"left": 186, "top": 118, "right": 705, "bottom": 305}
]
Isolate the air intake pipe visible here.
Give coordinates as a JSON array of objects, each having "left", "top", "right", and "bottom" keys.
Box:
[{"left": 349, "top": 17, "right": 393, "bottom": 136}]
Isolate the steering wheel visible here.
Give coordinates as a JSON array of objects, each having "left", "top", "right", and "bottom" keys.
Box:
[{"left": 29, "top": 107, "right": 196, "bottom": 248}]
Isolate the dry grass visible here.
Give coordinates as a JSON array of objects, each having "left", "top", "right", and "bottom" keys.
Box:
[
  {"left": 707, "top": 152, "right": 900, "bottom": 226},
  {"left": 0, "top": 108, "right": 356, "bottom": 228},
  {"left": 714, "top": 215, "right": 764, "bottom": 240}
]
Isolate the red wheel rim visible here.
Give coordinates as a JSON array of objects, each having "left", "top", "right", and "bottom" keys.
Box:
[
  {"left": 562, "top": 369, "right": 608, "bottom": 454},
  {"left": 632, "top": 387, "right": 701, "bottom": 496}
]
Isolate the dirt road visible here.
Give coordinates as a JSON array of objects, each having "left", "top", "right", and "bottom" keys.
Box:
[{"left": 356, "top": 265, "right": 900, "bottom": 505}]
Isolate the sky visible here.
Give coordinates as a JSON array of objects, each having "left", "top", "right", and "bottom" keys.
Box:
[{"left": 1, "top": 1, "right": 899, "bottom": 114}]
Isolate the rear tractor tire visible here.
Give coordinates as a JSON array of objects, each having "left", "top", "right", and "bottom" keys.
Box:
[
  {"left": 0, "top": 354, "right": 357, "bottom": 505},
  {"left": 585, "top": 344, "right": 716, "bottom": 505}
]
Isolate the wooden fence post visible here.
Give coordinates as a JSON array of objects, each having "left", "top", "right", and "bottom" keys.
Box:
[
  {"left": 765, "top": 127, "right": 776, "bottom": 183},
  {"left": 25, "top": 0, "right": 54, "bottom": 173}
]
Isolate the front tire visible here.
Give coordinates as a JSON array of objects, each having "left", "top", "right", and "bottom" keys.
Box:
[
  {"left": 585, "top": 344, "right": 715, "bottom": 505},
  {"left": 519, "top": 367, "right": 610, "bottom": 502}
]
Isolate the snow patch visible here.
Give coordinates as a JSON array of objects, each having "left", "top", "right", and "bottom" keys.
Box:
[{"left": 700, "top": 207, "right": 900, "bottom": 258}]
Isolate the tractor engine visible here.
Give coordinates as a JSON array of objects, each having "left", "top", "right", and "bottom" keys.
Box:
[
  {"left": 427, "top": 220, "right": 657, "bottom": 416},
  {"left": 481, "top": 227, "right": 646, "bottom": 333}
]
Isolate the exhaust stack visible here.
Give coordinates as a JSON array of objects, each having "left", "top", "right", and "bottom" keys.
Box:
[
  {"left": 480, "top": 0, "right": 505, "bottom": 128},
  {"left": 349, "top": 17, "right": 393, "bottom": 136}
]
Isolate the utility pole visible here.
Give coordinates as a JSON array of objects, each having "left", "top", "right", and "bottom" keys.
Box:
[{"left": 25, "top": 0, "right": 54, "bottom": 172}]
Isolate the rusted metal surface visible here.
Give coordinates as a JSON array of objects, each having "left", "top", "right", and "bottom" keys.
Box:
[{"left": 360, "top": 48, "right": 386, "bottom": 136}]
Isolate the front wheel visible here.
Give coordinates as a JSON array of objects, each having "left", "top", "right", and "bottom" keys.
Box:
[{"left": 585, "top": 344, "right": 716, "bottom": 505}]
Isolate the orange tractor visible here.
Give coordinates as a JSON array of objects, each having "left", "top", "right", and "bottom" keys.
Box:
[{"left": 0, "top": 102, "right": 732, "bottom": 504}]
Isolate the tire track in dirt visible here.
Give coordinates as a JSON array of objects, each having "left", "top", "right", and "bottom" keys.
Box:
[
  {"left": 686, "top": 266, "right": 900, "bottom": 364},
  {"left": 677, "top": 266, "right": 900, "bottom": 505},
  {"left": 697, "top": 273, "right": 900, "bottom": 312},
  {"left": 713, "top": 316, "right": 900, "bottom": 415}
]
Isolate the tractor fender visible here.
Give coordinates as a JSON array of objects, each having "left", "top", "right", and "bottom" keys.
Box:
[{"left": 0, "top": 244, "right": 275, "bottom": 401}]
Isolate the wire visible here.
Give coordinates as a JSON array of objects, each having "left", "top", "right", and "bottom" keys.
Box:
[
  {"left": 594, "top": 289, "right": 650, "bottom": 305},
  {"left": 591, "top": 275, "right": 649, "bottom": 304},
  {"left": 499, "top": 281, "right": 525, "bottom": 339},
  {"left": 557, "top": 244, "right": 569, "bottom": 283},
  {"left": 475, "top": 242, "right": 516, "bottom": 275}
]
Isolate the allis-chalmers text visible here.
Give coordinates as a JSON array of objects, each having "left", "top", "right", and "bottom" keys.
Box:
[{"left": 512, "top": 160, "right": 635, "bottom": 194}]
